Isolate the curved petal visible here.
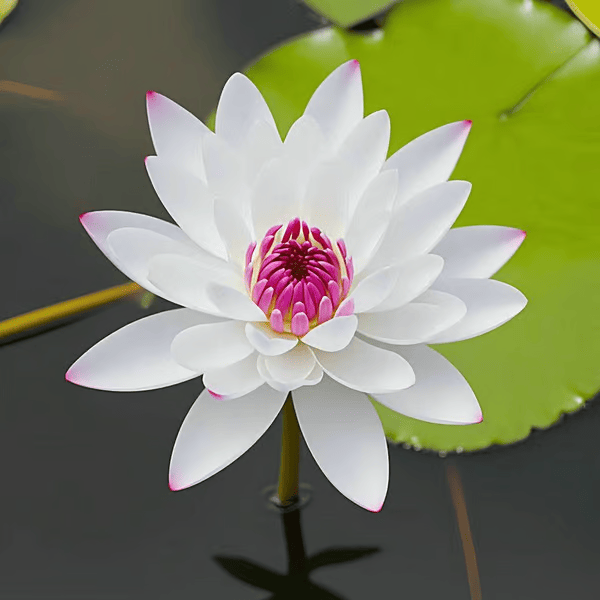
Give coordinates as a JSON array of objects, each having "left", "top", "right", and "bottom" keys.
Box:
[
  {"left": 303, "top": 60, "right": 363, "bottom": 150},
  {"left": 357, "top": 290, "right": 467, "bottom": 345},
  {"left": 171, "top": 320, "right": 253, "bottom": 373},
  {"left": 313, "top": 337, "right": 414, "bottom": 393},
  {"left": 283, "top": 115, "right": 327, "bottom": 175},
  {"left": 146, "top": 91, "right": 211, "bottom": 180},
  {"left": 214, "top": 198, "right": 253, "bottom": 267},
  {"left": 80, "top": 211, "right": 199, "bottom": 299},
  {"left": 242, "top": 118, "right": 283, "bottom": 187},
  {"left": 383, "top": 120, "right": 472, "bottom": 206},
  {"left": 257, "top": 356, "right": 323, "bottom": 392},
  {"left": 206, "top": 282, "right": 268, "bottom": 322},
  {"left": 344, "top": 170, "right": 397, "bottom": 274},
  {"left": 427, "top": 278, "right": 528, "bottom": 343},
  {"left": 245, "top": 322, "right": 298, "bottom": 356},
  {"left": 336, "top": 109, "right": 391, "bottom": 212},
  {"left": 371, "top": 344, "right": 482, "bottom": 425},
  {"left": 66, "top": 309, "right": 220, "bottom": 391},
  {"left": 364, "top": 254, "right": 445, "bottom": 313},
  {"left": 147, "top": 253, "right": 242, "bottom": 316},
  {"left": 364, "top": 180, "right": 471, "bottom": 275},
  {"left": 169, "top": 385, "right": 287, "bottom": 490},
  {"left": 202, "top": 353, "right": 264, "bottom": 400},
  {"left": 145, "top": 157, "right": 226, "bottom": 258},
  {"left": 433, "top": 226, "right": 527, "bottom": 279},
  {"left": 215, "top": 72, "right": 278, "bottom": 147},
  {"left": 301, "top": 316, "right": 358, "bottom": 352},
  {"left": 293, "top": 376, "right": 388, "bottom": 512},
  {"left": 349, "top": 267, "right": 398, "bottom": 313},
  {"left": 264, "top": 343, "right": 316, "bottom": 383}
]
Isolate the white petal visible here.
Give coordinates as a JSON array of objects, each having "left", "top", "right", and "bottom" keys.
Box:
[
  {"left": 264, "top": 343, "right": 316, "bottom": 383},
  {"left": 433, "top": 226, "right": 527, "bottom": 279},
  {"left": 145, "top": 157, "right": 226, "bottom": 258},
  {"left": 293, "top": 376, "right": 388, "bottom": 512},
  {"left": 206, "top": 282, "right": 268, "bottom": 322},
  {"left": 242, "top": 119, "right": 283, "bottom": 186},
  {"left": 80, "top": 211, "right": 198, "bottom": 297},
  {"left": 251, "top": 158, "right": 302, "bottom": 239},
  {"left": 364, "top": 254, "right": 445, "bottom": 313},
  {"left": 146, "top": 91, "right": 210, "bottom": 180},
  {"left": 66, "top": 309, "right": 220, "bottom": 391},
  {"left": 427, "top": 279, "right": 528, "bottom": 343},
  {"left": 302, "top": 159, "right": 352, "bottom": 240},
  {"left": 364, "top": 181, "right": 471, "bottom": 275},
  {"left": 358, "top": 290, "right": 467, "bottom": 345},
  {"left": 371, "top": 344, "right": 482, "bottom": 424},
  {"left": 314, "top": 336, "right": 414, "bottom": 393},
  {"left": 384, "top": 120, "right": 472, "bottom": 205},
  {"left": 245, "top": 322, "right": 298, "bottom": 356},
  {"left": 202, "top": 353, "right": 264, "bottom": 400},
  {"left": 283, "top": 115, "right": 327, "bottom": 173},
  {"left": 171, "top": 320, "right": 253, "bottom": 373},
  {"left": 169, "top": 385, "right": 286, "bottom": 490},
  {"left": 257, "top": 356, "right": 323, "bottom": 392},
  {"left": 107, "top": 227, "right": 226, "bottom": 302},
  {"left": 350, "top": 267, "right": 398, "bottom": 313},
  {"left": 344, "top": 170, "right": 397, "bottom": 274},
  {"left": 215, "top": 72, "right": 278, "bottom": 147},
  {"left": 214, "top": 198, "right": 253, "bottom": 267},
  {"left": 336, "top": 109, "right": 391, "bottom": 212},
  {"left": 301, "top": 316, "right": 358, "bottom": 352},
  {"left": 303, "top": 60, "right": 363, "bottom": 150},
  {"left": 147, "top": 254, "right": 242, "bottom": 315}
]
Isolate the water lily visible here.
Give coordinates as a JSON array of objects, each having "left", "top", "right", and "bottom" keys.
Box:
[{"left": 66, "top": 60, "right": 527, "bottom": 512}]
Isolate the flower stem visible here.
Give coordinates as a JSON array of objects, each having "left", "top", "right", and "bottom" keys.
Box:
[{"left": 277, "top": 393, "right": 301, "bottom": 507}]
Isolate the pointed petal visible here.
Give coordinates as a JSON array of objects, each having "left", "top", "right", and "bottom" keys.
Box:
[
  {"left": 214, "top": 198, "right": 253, "bottom": 267},
  {"left": 365, "top": 181, "right": 471, "bottom": 275},
  {"left": 364, "top": 255, "right": 445, "bottom": 313},
  {"left": 384, "top": 120, "right": 472, "bottom": 205},
  {"left": 207, "top": 282, "right": 268, "bottom": 322},
  {"left": 147, "top": 254, "right": 242, "bottom": 316},
  {"left": 303, "top": 60, "right": 363, "bottom": 149},
  {"left": 433, "top": 226, "right": 526, "bottom": 279},
  {"left": 314, "top": 337, "right": 414, "bottom": 393},
  {"left": 169, "top": 385, "right": 286, "bottom": 490},
  {"left": 215, "top": 72, "right": 278, "bottom": 147},
  {"left": 350, "top": 267, "right": 398, "bottom": 313},
  {"left": 145, "top": 157, "right": 226, "bottom": 258},
  {"left": 283, "top": 115, "right": 327, "bottom": 173},
  {"left": 301, "top": 316, "right": 358, "bottom": 352},
  {"left": 245, "top": 322, "right": 298, "bottom": 356},
  {"left": 171, "top": 320, "right": 253, "bottom": 373},
  {"left": 371, "top": 344, "right": 482, "bottom": 425},
  {"left": 202, "top": 353, "right": 264, "bottom": 400},
  {"left": 293, "top": 376, "right": 388, "bottom": 512},
  {"left": 264, "top": 343, "right": 316, "bottom": 383},
  {"left": 427, "top": 279, "right": 527, "bottom": 343},
  {"left": 242, "top": 118, "right": 283, "bottom": 186},
  {"left": 66, "top": 309, "right": 220, "bottom": 391},
  {"left": 358, "top": 290, "right": 467, "bottom": 345},
  {"left": 146, "top": 91, "right": 211, "bottom": 180}
]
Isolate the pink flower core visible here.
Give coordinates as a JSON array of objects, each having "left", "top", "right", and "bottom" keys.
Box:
[{"left": 245, "top": 218, "right": 354, "bottom": 335}]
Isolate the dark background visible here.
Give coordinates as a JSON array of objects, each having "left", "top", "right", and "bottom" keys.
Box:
[{"left": 1, "top": 0, "right": 599, "bottom": 598}]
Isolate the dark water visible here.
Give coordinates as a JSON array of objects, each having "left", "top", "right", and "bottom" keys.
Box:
[{"left": 1, "top": 0, "right": 599, "bottom": 598}]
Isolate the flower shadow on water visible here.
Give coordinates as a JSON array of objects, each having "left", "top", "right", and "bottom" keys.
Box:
[{"left": 213, "top": 508, "right": 379, "bottom": 599}]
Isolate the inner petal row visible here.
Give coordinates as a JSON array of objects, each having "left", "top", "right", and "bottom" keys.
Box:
[{"left": 244, "top": 217, "right": 354, "bottom": 336}]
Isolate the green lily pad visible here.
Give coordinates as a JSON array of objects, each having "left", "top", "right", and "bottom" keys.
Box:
[
  {"left": 303, "top": 0, "right": 397, "bottom": 27},
  {"left": 0, "top": 0, "right": 18, "bottom": 25},
  {"left": 244, "top": 0, "right": 600, "bottom": 452}
]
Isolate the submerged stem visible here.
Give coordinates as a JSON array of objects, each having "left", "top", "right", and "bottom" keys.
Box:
[{"left": 277, "top": 393, "right": 301, "bottom": 507}]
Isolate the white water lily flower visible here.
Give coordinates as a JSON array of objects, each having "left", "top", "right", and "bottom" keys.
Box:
[{"left": 66, "top": 60, "right": 527, "bottom": 512}]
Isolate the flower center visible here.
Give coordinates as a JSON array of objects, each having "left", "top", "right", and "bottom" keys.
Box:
[{"left": 244, "top": 217, "right": 354, "bottom": 336}]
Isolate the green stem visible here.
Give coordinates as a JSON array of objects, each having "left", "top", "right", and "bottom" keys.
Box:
[{"left": 277, "top": 393, "right": 301, "bottom": 507}]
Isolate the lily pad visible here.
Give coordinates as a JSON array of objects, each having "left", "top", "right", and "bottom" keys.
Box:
[
  {"left": 303, "top": 0, "right": 397, "bottom": 27},
  {"left": 567, "top": 0, "right": 600, "bottom": 37},
  {"left": 244, "top": 0, "right": 600, "bottom": 452},
  {"left": 0, "top": 0, "right": 18, "bottom": 26}
]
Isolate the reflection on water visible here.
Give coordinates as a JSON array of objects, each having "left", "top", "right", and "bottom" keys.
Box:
[{"left": 213, "top": 507, "right": 379, "bottom": 599}]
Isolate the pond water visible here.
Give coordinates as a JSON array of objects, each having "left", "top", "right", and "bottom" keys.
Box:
[{"left": 1, "top": 0, "right": 599, "bottom": 598}]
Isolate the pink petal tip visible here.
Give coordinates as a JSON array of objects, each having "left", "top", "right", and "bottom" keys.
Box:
[
  {"left": 367, "top": 501, "right": 384, "bottom": 513},
  {"left": 464, "top": 119, "right": 473, "bottom": 126},
  {"left": 475, "top": 411, "right": 484, "bottom": 424},
  {"left": 208, "top": 389, "right": 225, "bottom": 400}
]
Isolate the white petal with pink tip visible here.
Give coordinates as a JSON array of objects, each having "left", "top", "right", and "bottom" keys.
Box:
[{"left": 202, "top": 353, "right": 264, "bottom": 400}]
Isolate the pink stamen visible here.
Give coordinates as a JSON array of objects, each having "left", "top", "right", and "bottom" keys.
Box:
[
  {"left": 341, "top": 276, "right": 351, "bottom": 298},
  {"left": 245, "top": 241, "right": 257, "bottom": 266},
  {"left": 292, "top": 301, "right": 306, "bottom": 318},
  {"left": 292, "top": 281, "right": 305, "bottom": 306},
  {"left": 265, "top": 224, "right": 283, "bottom": 237},
  {"left": 301, "top": 221, "right": 310, "bottom": 241},
  {"left": 336, "top": 297, "right": 355, "bottom": 317},
  {"left": 345, "top": 256, "right": 354, "bottom": 281},
  {"left": 337, "top": 239, "right": 347, "bottom": 258},
  {"left": 252, "top": 279, "right": 268, "bottom": 303},
  {"left": 291, "top": 312, "right": 309, "bottom": 336},
  {"left": 318, "top": 297, "right": 333, "bottom": 323},
  {"left": 244, "top": 266, "right": 253, "bottom": 291},
  {"left": 328, "top": 280, "right": 340, "bottom": 306},
  {"left": 258, "top": 286, "right": 274, "bottom": 313},
  {"left": 260, "top": 235, "right": 275, "bottom": 259},
  {"left": 275, "top": 282, "right": 294, "bottom": 314},
  {"left": 270, "top": 309, "right": 284, "bottom": 333}
]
